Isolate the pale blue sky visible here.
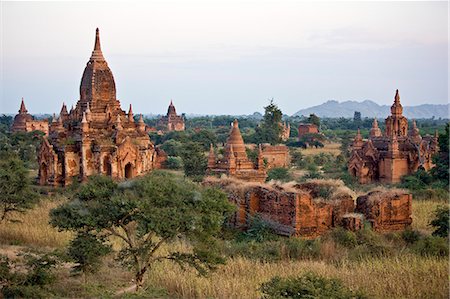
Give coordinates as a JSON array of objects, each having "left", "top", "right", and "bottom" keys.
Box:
[{"left": 0, "top": 1, "right": 448, "bottom": 115}]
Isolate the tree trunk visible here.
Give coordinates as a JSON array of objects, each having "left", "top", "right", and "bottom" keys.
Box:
[{"left": 135, "top": 268, "right": 146, "bottom": 291}]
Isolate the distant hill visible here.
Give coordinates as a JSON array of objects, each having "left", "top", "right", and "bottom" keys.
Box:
[{"left": 293, "top": 100, "right": 449, "bottom": 119}]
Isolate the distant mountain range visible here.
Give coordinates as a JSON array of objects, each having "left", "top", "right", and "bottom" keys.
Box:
[{"left": 293, "top": 100, "right": 449, "bottom": 119}]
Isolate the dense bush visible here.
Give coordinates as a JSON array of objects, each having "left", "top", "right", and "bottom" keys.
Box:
[
  {"left": 261, "top": 272, "right": 366, "bottom": 299},
  {"left": 266, "top": 168, "right": 292, "bottom": 182},
  {"left": 430, "top": 205, "right": 449, "bottom": 238},
  {"left": 164, "top": 156, "right": 183, "bottom": 170},
  {"left": 412, "top": 236, "right": 449, "bottom": 257}
]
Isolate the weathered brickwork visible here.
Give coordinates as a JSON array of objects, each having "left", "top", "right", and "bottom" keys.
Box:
[
  {"left": 207, "top": 120, "right": 267, "bottom": 183},
  {"left": 298, "top": 123, "right": 319, "bottom": 138},
  {"left": 157, "top": 101, "right": 185, "bottom": 132},
  {"left": 356, "top": 189, "right": 412, "bottom": 232},
  {"left": 11, "top": 99, "right": 49, "bottom": 136},
  {"left": 37, "top": 29, "right": 165, "bottom": 186},
  {"left": 348, "top": 90, "right": 438, "bottom": 184},
  {"left": 261, "top": 144, "right": 291, "bottom": 169},
  {"left": 205, "top": 177, "right": 413, "bottom": 238}
]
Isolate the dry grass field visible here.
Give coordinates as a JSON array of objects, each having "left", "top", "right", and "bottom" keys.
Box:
[
  {"left": 0, "top": 193, "right": 447, "bottom": 298},
  {"left": 300, "top": 142, "right": 341, "bottom": 156}
]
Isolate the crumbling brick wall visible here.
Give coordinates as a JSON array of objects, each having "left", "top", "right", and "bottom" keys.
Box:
[{"left": 355, "top": 190, "right": 412, "bottom": 232}]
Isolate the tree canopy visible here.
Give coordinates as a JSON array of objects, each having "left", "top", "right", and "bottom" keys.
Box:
[{"left": 50, "top": 171, "right": 234, "bottom": 290}]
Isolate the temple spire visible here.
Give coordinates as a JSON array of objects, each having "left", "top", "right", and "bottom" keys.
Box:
[
  {"left": 128, "top": 104, "right": 134, "bottom": 122},
  {"left": 391, "top": 89, "right": 403, "bottom": 116},
  {"left": 19, "top": 98, "right": 27, "bottom": 114},
  {"left": 90, "top": 28, "right": 105, "bottom": 61}
]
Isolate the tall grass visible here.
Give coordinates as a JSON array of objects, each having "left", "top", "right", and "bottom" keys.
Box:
[
  {"left": 146, "top": 254, "right": 448, "bottom": 299},
  {"left": 0, "top": 197, "right": 72, "bottom": 248},
  {"left": 301, "top": 142, "right": 341, "bottom": 156},
  {"left": 412, "top": 200, "right": 446, "bottom": 234}
]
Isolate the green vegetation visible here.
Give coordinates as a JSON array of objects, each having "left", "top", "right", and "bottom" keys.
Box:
[
  {"left": 0, "top": 156, "right": 38, "bottom": 222},
  {"left": 261, "top": 272, "right": 366, "bottom": 299},
  {"left": 50, "top": 172, "right": 233, "bottom": 290},
  {"left": 251, "top": 100, "right": 283, "bottom": 145}
]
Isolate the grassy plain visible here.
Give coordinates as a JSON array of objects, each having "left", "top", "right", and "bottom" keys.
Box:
[{"left": 0, "top": 194, "right": 447, "bottom": 298}]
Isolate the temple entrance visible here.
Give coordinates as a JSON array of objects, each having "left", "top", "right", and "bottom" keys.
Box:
[
  {"left": 124, "top": 163, "right": 134, "bottom": 179},
  {"left": 103, "top": 156, "right": 112, "bottom": 176},
  {"left": 40, "top": 163, "right": 47, "bottom": 185},
  {"left": 351, "top": 167, "right": 357, "bottom": 177}
]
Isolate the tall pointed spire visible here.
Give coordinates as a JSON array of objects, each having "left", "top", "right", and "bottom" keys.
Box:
[
  {"left": 128, "top": 104, "right": 134, "bottom": 122},
  {"left": 19, "top": 98, "right": 27, "bottom": 114},
  {"left": 90, "top": 28, "right": 105, "bottom": 61},
  {"left": 391, "top": 89, "right": 403, "bottom": 116},
  {"left": 370, "top": 118, "right": 382, "bottom": 138}
]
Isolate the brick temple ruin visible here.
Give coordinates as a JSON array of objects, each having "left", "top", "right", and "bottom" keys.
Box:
[
  {"left": 37, "top": 29, "right": 166, "bottom": 186},
  {"left": 348, "top": 90, "right": 439, "bottom": 184},
  {"left": 298, "top": 123, "right": 319, "bottom": 138},
  {"left": 205, "top": 177, "right": 413, "bottom": 237},
  {"left": 11, "top": 98, "right": 49, "bottom": 136},
  {"left": 157, "top": 100, "right": 185, "bottom": 132},
  {"left": 207, "top": 120, "right": 267, "bottom": 183}
]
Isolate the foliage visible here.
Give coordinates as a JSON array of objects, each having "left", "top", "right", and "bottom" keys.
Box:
[
  {"left": 431, "top": 123, "right": 449, "bottom": 186},
  {"left": 252, "top": 100, "right": 283, "bottom": 145},
  {"left": 260, "top": 272, "right": 366, "bottom": 299},
  {"left": 267, "top": 168, "right": 292, "bottom": 182},
  {"left": 353, "top": 111, "right": 362, "bottom": 122},
  {"left": 67, "top": 232, "right": 111, "bottom": 281},
  {"left": 0, "top": 156, "right": 38, "bottom": 222},
  {"left": 164, "top": 156, "right": 183, "bottom": 170},
  {"left": 429, "top": 205, "right": 449, "bottom": 238},
  {"left": 180, "top": 142, "right": 207, "bottom": 179},
  {"left": 50, "top": 172, "right": 234, "bottom": 290},
  {"left": 307, "top": 114, "right": 321, "bottom": 128},
  {"left": 0, "top": 130, "right": 45, "bottom": 169},
  {"left": 412, "top": 236, "right": 449, "bottom": 257},
  {"left": 160, "top": 139, "right": 184, "bottom": 156},
  {"left": 237, "top": 215, "right": 278, "bottom": 243},
  {"left": 298, "top": 133, "right": 325, "bottom": 148},
  {"left": 0, "top": 252, "right": 59, "bottom": 298}
]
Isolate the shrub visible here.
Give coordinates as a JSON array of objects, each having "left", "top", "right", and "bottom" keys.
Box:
[
  {"left": 282, "top": 238, "right": 321, "bottom": 260},
  {"left": 267, "top": 168, "right": 292, "bottom": 182},
  {"left": 237, "top": 215, "right": 278, "bottom": 243},
  {"left": 330, "top": 228, "right": 357, "bottom": 248},
  {"left": 164, "top": 156, "right": 183, "bottom": 170},
  {"left": 412, "top": 236, "right": 449, "bottom": 257},
  {"left": 401, "top": 229, "right": 421, "bottom": 244},
  {"left": 430, "top": 205, "right": 449, "bottom": 238},
  {"left": 260, "top": 272, "right": 366, "bottom": 299}
]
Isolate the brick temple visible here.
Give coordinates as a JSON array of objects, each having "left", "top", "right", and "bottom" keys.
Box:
[
  {"left": 11, "top": 98, "right": 49, "bottom": 136},
  {"left": 157, "top": 100, "right": 185, "bottom": 131},
  {"left": 207, "top": 119, "right": 267, "bottom": 182},
  {"left": 348, "top": 90, "right": 439, "bottom": 184},
  {"left": 37, "top": 29, "right": 166, "bottom": 186}
]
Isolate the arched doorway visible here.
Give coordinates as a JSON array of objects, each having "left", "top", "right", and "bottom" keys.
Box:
[
  {"left": 103, "top": 156, "right": 112, "bottom": 176},
  {"left": 40, "top": 163, "right": 47, "bottom": 185},
  {"left": 124, "top": 163, "right": 134, "bottom": 179}
]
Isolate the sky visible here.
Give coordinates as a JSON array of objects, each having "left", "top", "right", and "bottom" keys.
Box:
[{"left": 0, "top": 0, "right": 448, "bottom": 115}]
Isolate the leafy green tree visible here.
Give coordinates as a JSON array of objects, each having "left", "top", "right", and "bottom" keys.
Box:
[
  {"left": 307, "top": 113, "right": 321, "bottom": 128},
  {"left": 430, "top": 205, "right": 449, "bottom": 238},
  {"left": 253, "top": 100, "right": 283, "bottom": 145},
  {"left": 353, "top": 111, "right": 362, "bottom": 122},
  {"left": 50, "top": 172, "right": 234, "bottom": 290},
  {"left": 0, "top": 156, "right": 38, "bottom": 222},
  {"left": 164, "top": 156, "right": 183, "bottom": 170},
  {"left": 67, "top": 232, "right": 111, "bottom": 283},
  {"left": 0, "top": 252, "right": 59, "bottom": 298},
  {"left": 180, "top": 142, "right": 207, "bottom": 179},
  {"left": 160, "top": 139, "right": 184, "bottom": 157},
  {"left": 191, "top": 129, "right": 218, "bottom": 150},
  {"left": 431, "top": 123, "right": 449, "bottom": 186}
]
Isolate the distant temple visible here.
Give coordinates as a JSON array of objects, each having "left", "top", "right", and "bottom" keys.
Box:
[
  {"left": 38, "top": 29, "right": 165, "bottom": 186},
  {"left": 298, "top": 123, "right": 319, "bottom": 138},
  {"left": 348, "top": 90, "right": 438, "bottom": 184},
  {"left": 11, "top": 98, "right": 49, "bottom": 136},
  {"left": 207, "top": 119, "right": 267, "bottom": 183},
  {"left": 157, "top": 101, "right": 185, "bottom": 132},
  {"left": 280, "top": 122, "right": 290, "bottom": 141}
]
